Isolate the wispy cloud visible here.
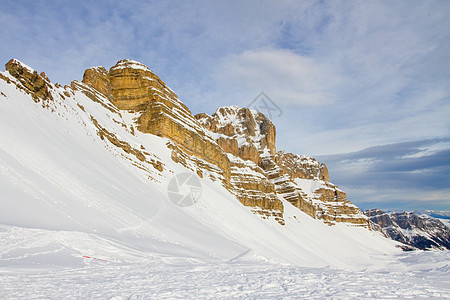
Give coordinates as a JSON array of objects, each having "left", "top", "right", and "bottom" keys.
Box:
[
  {"left": 318, "top": 138, "right": 450, "bottom": 210},
  {"left": 219, "top": 49, "right": 336, "bottom": 106}
]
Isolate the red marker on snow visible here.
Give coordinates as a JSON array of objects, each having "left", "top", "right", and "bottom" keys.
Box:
[{"left": 83, "top": 255, "right": 108, "bottom": 262}]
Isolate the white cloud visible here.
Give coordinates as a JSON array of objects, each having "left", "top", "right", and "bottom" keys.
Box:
[
  {"left": 219, "top": 49, "right": 335, "bottom": 107},
  {"left": 347, "top": 186, "right": 450, "bottom": 210}
]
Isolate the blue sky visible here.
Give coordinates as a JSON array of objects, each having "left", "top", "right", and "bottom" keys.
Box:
[{"left": 1, "top": 0, "right": 449, "bottom": 211}]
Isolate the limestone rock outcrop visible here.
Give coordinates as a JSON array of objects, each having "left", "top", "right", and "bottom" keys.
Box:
[
  {"left": 108, "top": 60, "right": 179, "bottom": 111},
  {"left": 82, "top": 59, "right": 231, "bottom": 182},
  {"left": 82, "top": 66, "right": 112, "bottom": 100},
  {"left": 5, "top": 59, "right": 53, "bottom": 102},
  {"left": 196, "top": 106, "right": 284, "bottom": 221},
  {"left": 275, "top": 151, "right": 329, "bottom": 182},
  {"left": 197, "top": 106, "right": 368, "bottom": 227},
  {"left": 197, "top": 106, "right": 276, "bottom": 165}
]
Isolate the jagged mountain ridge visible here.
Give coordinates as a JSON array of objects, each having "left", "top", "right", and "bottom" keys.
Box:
[
  {"left": 365, "top": 209, "right": 450, "bottom": 250},
  {"left": 2, "top": 58, "right": 368, "bottom": 227}
]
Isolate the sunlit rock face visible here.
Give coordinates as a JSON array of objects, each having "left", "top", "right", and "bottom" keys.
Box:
[
  {"left": 196, "top": 106, "right": 276, "bottom": 165},
  {"left": 5, "top": 59, "right": 53, "bottom": 102},
  {"left": 82, "top": 59, "right": 231, "bottom": 182},
  {"left": 196, "top": 106, "right": 369, "bottom": 227},
  {"left": 82, "top": 66, "right": 112, "bottom": 101}
]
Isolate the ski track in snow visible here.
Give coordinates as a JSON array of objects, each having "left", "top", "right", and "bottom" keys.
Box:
[{"left": 0, "top": 258, "right": 449, "bottom": 299}]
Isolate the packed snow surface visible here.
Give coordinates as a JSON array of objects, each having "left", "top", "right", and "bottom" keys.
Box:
[
  {"left": 1, "top": 66, "right": 449, "bottom": 298},
  {"left": 0, "top": 227, "right": 448, "bottom": 299}
]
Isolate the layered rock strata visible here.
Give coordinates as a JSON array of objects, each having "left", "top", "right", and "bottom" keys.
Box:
[
  {"left": 82, "top": 60, "right": 231, "bottom": 182},
  {"left": 196, "top": 106, "right": 368, "bottom": 227},
  {"left": 5, "top": 59, "right": 53, "bottom": 102},
  {"left": 196, "top": 106, "right": 284, "bottom": 221}
]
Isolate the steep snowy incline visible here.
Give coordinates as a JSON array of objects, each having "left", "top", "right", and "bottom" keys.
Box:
[{"left": 0, "top": 59, "right": 399, "bottom": 271}]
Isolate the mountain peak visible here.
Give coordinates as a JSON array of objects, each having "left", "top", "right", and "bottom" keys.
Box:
[
  {"left": 196, "top": 105, "right": 276, "bottom": 162},
  {"left": 6, "top": 58, "right": 36, "bottom": 73},
  {"left": 110, "top": 59, "right": 151, "bottom": 72},
  {"left": 81, "top": 59, "right": 177, "bottom": 110},
  {"left": 5, "top": 58, "right": 53, "bottom": 101}
]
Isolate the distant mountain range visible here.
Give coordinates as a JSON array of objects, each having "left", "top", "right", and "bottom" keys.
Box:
[{"left": 365, "top": 209, "right": 450, "bottom": 250}]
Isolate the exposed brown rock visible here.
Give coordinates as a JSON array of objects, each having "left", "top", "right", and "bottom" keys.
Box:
[
  {"left": 229, "top": 158, "right": 284, "bottom": 223},
  {"left": 195, "top": 106, "right": 277, "bottom": 165},
  {"left": 238, "top": 143, "right": 260, "bottom": 164},
  {"left": 104, "top": 60, "right": 231, "bottom": 182},
  {"left": 195, "top": 106, "right": 285, "bottom": 221},
  {"left": 108, "top": 59, "right": 179, "bottom": 111},
  {"left": 217, "top": 137, "right": 238, "bottom": 155},
  {"left": 255, "top": 113, "right": 276, "bottom": 155},
  {"left": 82, "top": 66, "right": 112, "bottom": 100},
  {"left": 319, "top": 163, "right": 329, "bottom": 181},
  {"left": 196, "top": 106, "right": 368, "bottom": 227},
  {"left": 313, "top": 183, "right": 368, "bottom": 226},
  {"left": 259, "top": 156, "right": 316, "bottom": 218},
  {"left": 5, "top": 59, "right": 53, "bottom": 102},
  {"left": 275, "top": 151, "right": 329, "bottom": 181}
]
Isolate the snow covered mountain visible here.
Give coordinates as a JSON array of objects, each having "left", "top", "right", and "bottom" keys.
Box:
[
  {"left": 2, "top": 58, "right": 450, "bottom": 298},
  {"left": 82, "top": 59, "right": 369, "bottom": 227},
  {"left": 365, "top": 209, "right": 450, "bottom": 250},
  {"left": 0, "top": 58, "right": 400, "bottom": 270}
]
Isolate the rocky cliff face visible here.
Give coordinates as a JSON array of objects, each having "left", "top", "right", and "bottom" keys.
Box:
[
  {"left": 82, "top": 59, "right": 231, "bottom": 182},
  {"left": 196, "top": 106, "right": 368, "bottom": 227},
  {"left": 195, "top": 106, "right": 283, "bottom": 222},
  {"left": 3, "top": 58, "right": 368, "bottom": 228},
  {"left": 196, "top": 106, "right": 276, "bottom": 164},
  {"left": 4, "top": 59, "right": 53, "bottom": 102},
  {"left": 365, "top": 209, "right": 450, "bottom": 250}
]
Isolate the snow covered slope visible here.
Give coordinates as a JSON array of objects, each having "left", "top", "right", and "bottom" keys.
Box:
[{"left": 0, "top": 59, "right": 402, "bottom": 272}]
